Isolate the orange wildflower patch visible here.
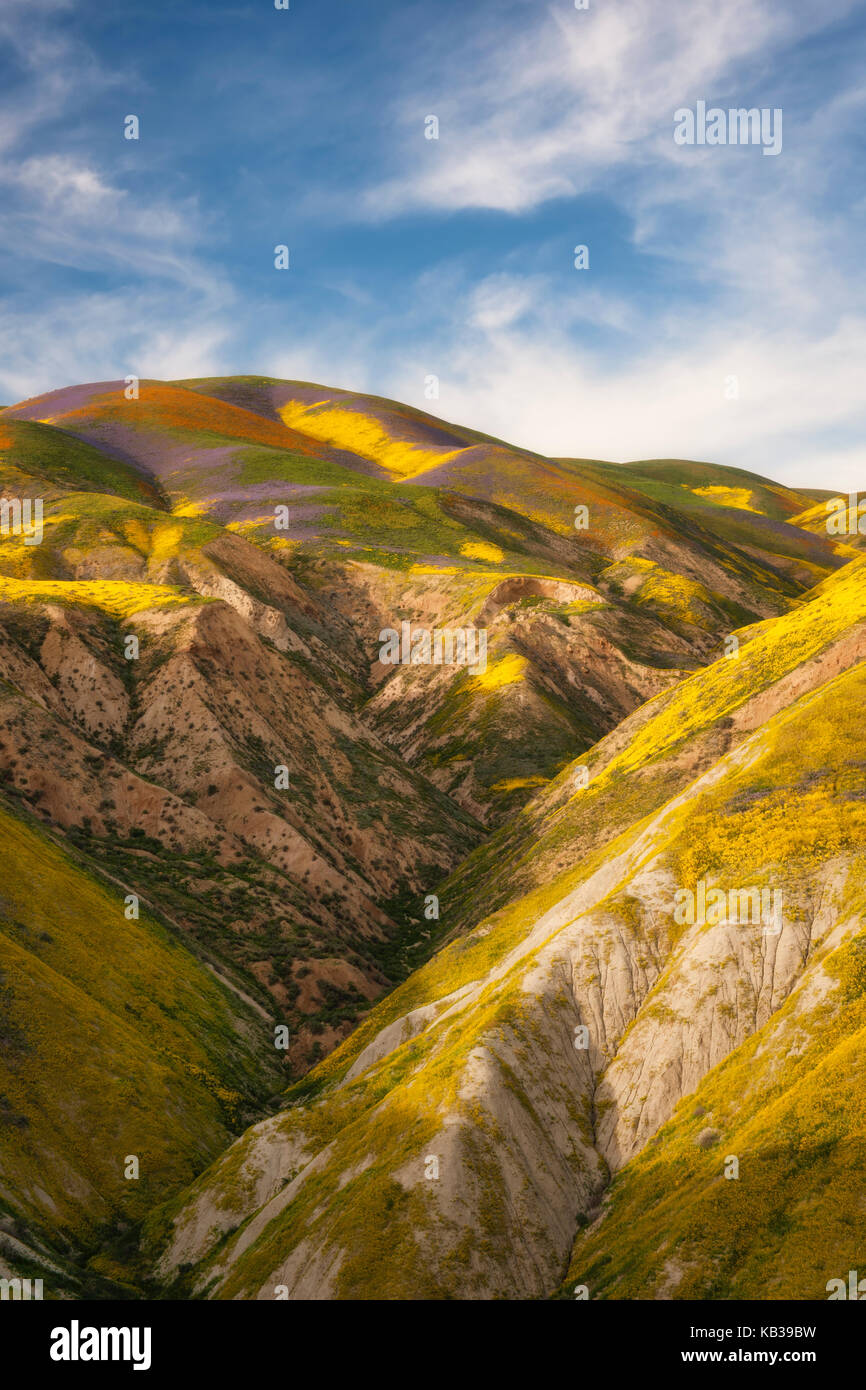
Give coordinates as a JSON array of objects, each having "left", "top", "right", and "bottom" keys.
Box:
[{"left": 50, "top": 384, "right": 329, "bottom": 458}]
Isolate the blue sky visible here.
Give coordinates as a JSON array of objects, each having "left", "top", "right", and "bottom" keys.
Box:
[{"left": 1, "top": 0, "right": 864, "bottom": 487}]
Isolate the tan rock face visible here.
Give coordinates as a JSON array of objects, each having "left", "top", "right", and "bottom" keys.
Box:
[{"left": 0, "top": 580, "right": 480, "bottom": 1060}]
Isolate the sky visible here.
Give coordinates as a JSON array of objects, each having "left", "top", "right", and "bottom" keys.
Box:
[{"left": 0, "top": 0, "right": 864, "bottom": 488}]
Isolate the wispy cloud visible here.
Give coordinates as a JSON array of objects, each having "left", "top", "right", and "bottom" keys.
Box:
[
  {"left": 0, "top": 0, "right": 116, "bottom": 157},
  {"left": 0, "top": 1, "right": 233, "bottom": 401},
  {"left": 0, "top": 287, "right": 233, "bottom": 405},
  {"left": 358, "top": 0, "right": 808, "bottom": 218},
  {"left": 381, "top": 269, "right": 866, "bottom": 489}
]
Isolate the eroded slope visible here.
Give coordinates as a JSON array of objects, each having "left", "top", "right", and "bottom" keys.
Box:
[{"left": 144, "top": 557, "right": 866, "bottom": 1300}]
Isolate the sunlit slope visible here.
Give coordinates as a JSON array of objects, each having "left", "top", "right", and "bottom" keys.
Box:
[
  {"left": 2, "top": 380, "right": 343, "bottom": 519},
  {"left": 2, "top": 381, "right": 608, "bottom": 574},
  {"left": 277, "top": 396, "right": 468, "bottom": 480},
  {"left": 290, "top": 518, "right": 804, "bottom": 827},
  {"left": 145, "top": 556, "right": 866, "bottom": 1300},
  {"left": 591, "top": 457, "right": 829, "bottom": 520},
  {"left": 562, "top": 662, "right": 866, "bottom": 1298},
  {"left": 179, "top": 375, "right": 539, "bottom": 476},
  {"left": 562, "top": 926, "right": 866, "bottom": 1302},
  {"left": 440, "top": 552, "right": 866, "bottom": 929},
  {"left": 5, "top": 379, "right": 839, "bottom": 835},
  {"left": 0, "top": 802, "right": 280, "bottom": 1293},
  {"left": 358, "top": 565, "right": 721, "bottom": 825},
  {"left": 6, "top": 380, "right": 842, "bottom": 605},
  {"left": 0, "top": 380, "right": 848, "bottom": 865},
  {"left": 0, "top": 492, "right": 229, "bottom": 593},
  {"left": 184, "top": 379, "right": 814, "bottom": 581},
  {"left": 0, "top": 415, "right": 163, "bottom": 508},
  {"left": 790, "top": 495, "right": 866, "bottom": 552},
  {"left": 0, "top": 382, "right": 848, "bottom": 894},
  {"left": 3, "top": 379, "right": 328, "bottom": 460},
  {"left": 0, "top": 575, "right": 195, "bottom": 618},
  {"left": 169, "top": 383, "right": 850, "bottom": 611},
  {"left": 562, "top": 457, "right": 845, "bottom": 585}
]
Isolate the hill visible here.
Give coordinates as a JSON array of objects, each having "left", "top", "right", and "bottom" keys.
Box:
[{"left": 0, "top": 376, "right": 860, "bottom": 1298}]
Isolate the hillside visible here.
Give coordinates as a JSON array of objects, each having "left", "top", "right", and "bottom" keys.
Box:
[
  {"left": 0, "top": 803, "right": 283, "bottom": 1295},
  {"left": 143, "top": 553, "right": 866, "bottom": 1299},
  {"left": 0, "top": 376, "right": 859, "bottom": 1299}
]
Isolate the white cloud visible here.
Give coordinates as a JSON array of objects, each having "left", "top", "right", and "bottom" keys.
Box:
[
  {"left": 14, "top": 156, "right": 114, "bottom": 209},
  {"left": 360, "top": 0, "right": 819, "bottom": 218},
  {"left": 0, "top": 153, "right": 202, "bottom": 283},
  {"left": 356, "top": 267, "right": 866, "bottom": 491},
  {"left": 0, "top": 288, "right": 234, "bottom": 405}
]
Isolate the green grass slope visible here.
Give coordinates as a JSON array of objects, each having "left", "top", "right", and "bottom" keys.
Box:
[
  {"left": 0, "top": 800, "right": 281, "bottom": 1294},
  {"left": 0, "top": 416, "right": 164, "bottom": 507}
]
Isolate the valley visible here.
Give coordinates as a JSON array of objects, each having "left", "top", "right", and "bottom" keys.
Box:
[{"left": 0, "top": 377, "right": 860, "bottom": 1300}]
